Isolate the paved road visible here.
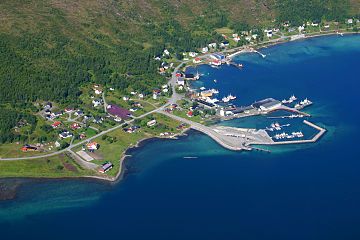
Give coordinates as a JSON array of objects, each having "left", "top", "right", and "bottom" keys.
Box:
[{"left": 159, "top": 111, "right": 246, "bottom": 151}]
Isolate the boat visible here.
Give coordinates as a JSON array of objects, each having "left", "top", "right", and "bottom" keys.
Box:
[
  {"left": 300, "top": 98, "right": 312, "bottom": 105},
  {"left": 222, "top": 96, "right": 230, "bottom": 103},
  {"left": 210, "top": 89, "right": 219, "bottom": 94},
  {"left": 295, "top": 98, "right": 313, "bottom": 109},
  {"left": 222, "top": 94, "right": 237, "bottom": 103},
  {"left": 282, "top": 95, "right": 297, "bottom": 104},
  {"left": 194, "top": 72, "right": 200, "bottom": 80},
  {"left": 228, "top": 94, "right": 237, "bottom": 100},
  {"left": 200, "top": 87, "right": 206, "bottom": 91},
  {"left": 213, "top": 79, "right": 217, "bottom": 83}
]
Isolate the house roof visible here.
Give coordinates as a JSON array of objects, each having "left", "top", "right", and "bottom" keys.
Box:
[{"left": 107, "top": 104, "right": 131, "bottom": 119}]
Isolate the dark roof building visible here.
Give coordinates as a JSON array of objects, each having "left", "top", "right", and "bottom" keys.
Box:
[
  {"left": 107, "top": 104, "right": 131, "bottom": 119},
  {"left": 252, "top": 98, "right": 281, "bottom": 111}
]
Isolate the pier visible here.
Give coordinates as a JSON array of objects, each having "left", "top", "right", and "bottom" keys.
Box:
[
  {"left": 252, "top": 49, "right": 266, "bottom": 58},
  {"left": 161, "top": 108, "right": 325, "bottom": 152},
  {"left": 265, "top": 120, "right": 326, "bottom": 145}
]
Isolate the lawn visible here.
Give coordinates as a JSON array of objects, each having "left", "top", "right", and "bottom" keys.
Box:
[
  {"left": 72, "top": 113, "right": 185, "bottom": 178},
  {"left": 0, "top": 154, "right": 92, "bottom": 178},
  {"left": 0, "top": 143, "right": 58, "bottom": 158}
]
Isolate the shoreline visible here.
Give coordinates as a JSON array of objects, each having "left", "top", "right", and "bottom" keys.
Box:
[
  {"left": 185, "top": 31, "right": 359, "bottom": 71},
  {"left": 0, "top": 128, "right": 191, "bottom": 184},
  {"left": 0, "top": 32, "right": 358, "bottom": 184}
]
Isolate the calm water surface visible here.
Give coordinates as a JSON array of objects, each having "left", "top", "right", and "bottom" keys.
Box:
[{"left": 1, "top": 35, "right": 360, "bottom": 240}]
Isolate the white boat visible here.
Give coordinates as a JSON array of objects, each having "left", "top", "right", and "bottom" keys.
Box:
[
  {"left": 222, "top": 96, "right": 230, "bottom": 103},
  {"left": 289, "top": 95, "right": 297, "bottom": 101},
  {"left": 200, "top": 87, "right": 206, "bottom": 91},
  {"left": 213, "top": 79, "right": 217, "bottom": 83},
  {"left": 300, "top": 98, "right": 312, "bottom": 105},
  {"left": 282, "top": 95, "right": 297, "bottom": 104},
  {"left": 228, "top": 94, "right": 237, "bottom": 100},
  {"left": 206, "top": 97, "right": 219, "bottom": 104},
  {"left": 222, "top": 94, "right": 237, "bottom": 103},
  {"left": 211, "top": 89, "right": 219, "bottom": 94}
]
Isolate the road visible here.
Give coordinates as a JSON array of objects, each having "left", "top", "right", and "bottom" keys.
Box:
[
  {"left": 2, "top": 30, "right": 341, "bottom": 162},
  {"left": 0, "top": 41, "right": 283, "bottom": 162}
]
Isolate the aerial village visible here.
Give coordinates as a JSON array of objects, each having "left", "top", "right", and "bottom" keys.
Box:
[{"left": 9, "top": 18, "right": 358, "bottom": 176}]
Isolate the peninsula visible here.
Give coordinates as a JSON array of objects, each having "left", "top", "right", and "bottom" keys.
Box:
[{"left": 0, "top": 0, "right": 359, "bottom": 181}]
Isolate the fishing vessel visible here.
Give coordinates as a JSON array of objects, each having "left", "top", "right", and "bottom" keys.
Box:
[
  {"left": 222, "top": 94, "right": 237, "bottom": 103},
  {"left": 210, "top": 89, "right": 219, "bottom": 94},
  {"left": 282, "top": 95, "right": 297, "bottom": 104},
  {"left": 295, "top": 98, "right": 313, "bottom": 109}
]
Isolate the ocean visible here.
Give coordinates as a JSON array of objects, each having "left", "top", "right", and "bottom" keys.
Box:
[{"left": 1, "top": 34, "right": 360, "bottom": 240}]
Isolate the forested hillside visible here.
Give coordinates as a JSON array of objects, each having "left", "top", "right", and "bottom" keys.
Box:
[{"left": 0, "top": 0, "right": 356, "bottom": 104}]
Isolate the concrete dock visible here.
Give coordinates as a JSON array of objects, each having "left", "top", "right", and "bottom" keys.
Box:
[
  {"left": 264, "top": 120, "right": 326, "bottom": 145},
  {"left": 161, "top": 109, "right": 326, "bottom": 152}
]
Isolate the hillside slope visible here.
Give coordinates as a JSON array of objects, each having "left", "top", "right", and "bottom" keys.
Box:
[{"left": 0, "top": 0, "right": 357, "bottom": 103}]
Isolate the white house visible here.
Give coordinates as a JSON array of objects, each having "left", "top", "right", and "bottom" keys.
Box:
[
  {"left": 189, "top": 52, "right": 198, "bottom": 58},
  {"left": 245, "top": 36, "right": 251, "bottom": 42},
  {"left": 147, "top": 119, "right": 157, "bottom": 127},
  {"left": 311, "top": 22, "right": 319, "bottom": 27},
  {"left": 163, "top": 49, "right": 170, "bottom": 56},
  {"left": 264, "top": 29, "right": 273, "bottom": 38},
  {"left": 94, "top": 89, "right": 102, "bottom": 95},
  {"left": 201, "top": 47, "right": 209, "bottom": 53},
  {"left": 92, "top": 99, "right": 102, "bottom": 107},
  {"left": 138, "top": 93, "right": 144, "bottom": 99},
  {"left": 177, "top": 77, "right": 185, "bottom": 86},
  {"left": 59, "top": 131, "right": 73, "bottom": 139},
  {"left": 233, "top": 36, "right": 241, "bottom": 42},
  {"left": 298, "top": 25, "right": 305, "bottom": 32},
  {"left": 347, "top": 19, "right": 353, "bottom": 24},
  {"left": 123, "top": 96, "right": 129, "bottom": 101},
  {"left": 87, "top": 142, "right": 99, "bottom": 150},
  {"left": 208, "top": 42, "right": 217, "bottom": 49}
]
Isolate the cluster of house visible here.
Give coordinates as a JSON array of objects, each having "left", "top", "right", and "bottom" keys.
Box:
[
  {"left": 43, "top": 103, "right": 84, "bottom": 121},
  {"left": 152, "top": 85, "right": 169, "bottom": 100},
  {"left": 159, "top": 132, "right": 174, "bottom": 137},
  {"left": 164, "top": 104, "right": 178, "bottom": 112},
  {"left": 123, "top": 125, "right": 140, "bottom": 133}
]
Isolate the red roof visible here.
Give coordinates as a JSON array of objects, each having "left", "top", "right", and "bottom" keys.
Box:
[
  {"left": 52, "top": 121, "right": 61, "bottom": 127},
  {"left": 187, "top": 111, "right": 193, "bottom": 116},
  {"left": 195, "top": 57, "right": 201, "bottom": 61}
]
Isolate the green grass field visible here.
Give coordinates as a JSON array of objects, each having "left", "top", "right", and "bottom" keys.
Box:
[{"left": 0, "top": 154, "right": 92, "bottom": 178}]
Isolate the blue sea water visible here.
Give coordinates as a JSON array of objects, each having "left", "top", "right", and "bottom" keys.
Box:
[{"left": 1, "top": 35, "right": 360, "bottom": 240}]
